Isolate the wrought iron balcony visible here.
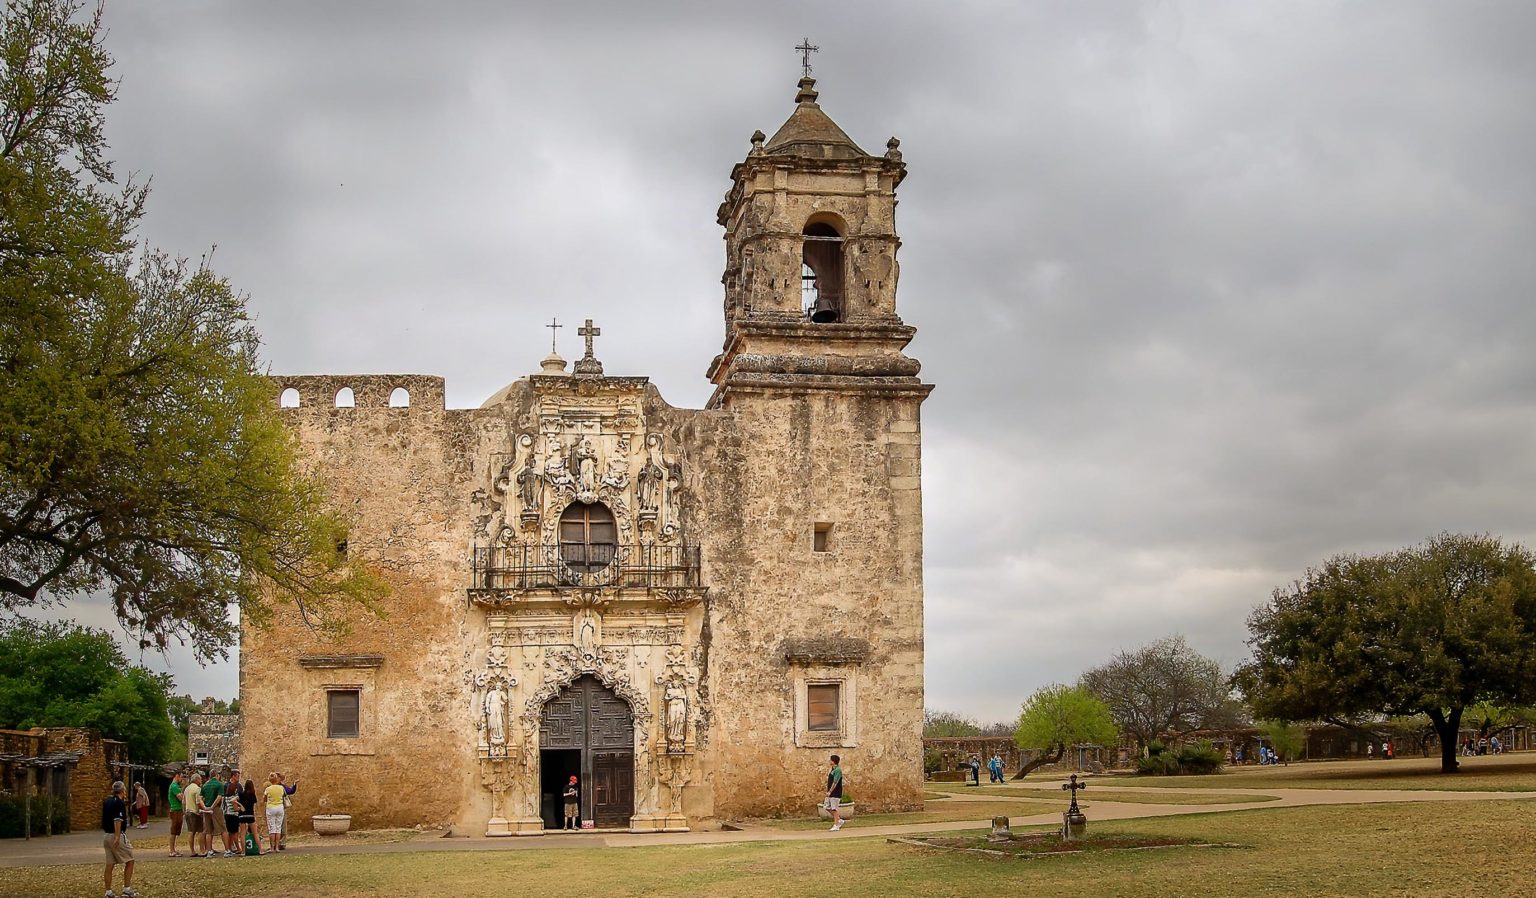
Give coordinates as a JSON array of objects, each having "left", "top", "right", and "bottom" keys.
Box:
[{"left": 471, "top": 544, "right": 701, "bottom": 592}]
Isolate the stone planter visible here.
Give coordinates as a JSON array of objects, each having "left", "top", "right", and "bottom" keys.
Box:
[
  {"left": 816, "top": 801, "right": 856, "bottom": 820},
  {"left": 312, "top": 814, "right": 352, "bottom": 836}
]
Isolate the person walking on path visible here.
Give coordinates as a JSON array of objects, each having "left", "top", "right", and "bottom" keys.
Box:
[
  {"left": 167, "top": 772, "right": 186, "bottom": 857},
  {"left": 263, "top": 773, "right": 287, "bottom": 855},
  {"left": 988, "top": 754, "right": 1002, "bottom": 783},
  {"left": 563, "top": 777, "right": 580, "bottom": 830},
  {"left": 825, "top": 755, "right": 846, "bottom": 831},
  {"left": 969, "top": 755, "right": 981, "bottom": 786},
  {"left": 102, "top": 780, "right": 138, "bottom": 898},
  {"left": 132, "top": 781, "right": 150, "bottom": 828}
]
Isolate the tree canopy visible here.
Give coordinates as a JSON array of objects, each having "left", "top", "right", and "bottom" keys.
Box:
[
  {"left": 1237, "top": 533, "right": 1536, "bottom": 772},
  {"left": 923, "top": 709, "right": 981, "bottom": 738},
  {"left": 0, "top": 619, "right": 179, "bottom": 760},
  {"left": 0, "top": 0, "right": 383, "bottom": 659},
  {"left": 1079, "top": 634, "right": 1243, "bottom": 749},
  {"left": 1012, "top": 684, "right": 1118, "bottom": 778}
]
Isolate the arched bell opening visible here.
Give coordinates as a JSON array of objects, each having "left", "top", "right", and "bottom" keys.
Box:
[
  {"left": 801, "top": 221, "right": 844, "bottom": 323},
  {"left": 538, "top": 675, "right": 635, "bottom": 829}
]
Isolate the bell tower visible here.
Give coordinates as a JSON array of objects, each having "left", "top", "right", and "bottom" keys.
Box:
[
  {"left": 707, "top": 74, "right": 922, "bottom": 406},
  {"left": 699, "top": 67, "right": 931, "bottom": 819}
]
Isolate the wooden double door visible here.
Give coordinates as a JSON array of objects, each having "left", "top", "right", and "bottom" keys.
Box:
[{"left": 540, "top": 675, "right": 634, "bottom": 828}]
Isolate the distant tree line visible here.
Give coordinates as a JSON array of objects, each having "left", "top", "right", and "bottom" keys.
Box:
[{"left": 932, "top": 533, "right": 1536, "bottom": 777}]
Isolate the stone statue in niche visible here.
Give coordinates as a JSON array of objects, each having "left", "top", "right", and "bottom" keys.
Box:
[
  {"left": 573, "top": 438, "right": 598, "bottom": 495},
  {"left": 576, "top": 609, "right": 599, "bottom": 663},
  {"left": 663, "top": 684, "right": 688, "bottom": 752},
  {"left": 637, "top": 434, "right": 664, "bottom": 515},
  {"left": 484, "top": 686, "right": 508, "bottom": 745},
  {"left": 513, "top": 434, "right": 542, "bottom": 518}
]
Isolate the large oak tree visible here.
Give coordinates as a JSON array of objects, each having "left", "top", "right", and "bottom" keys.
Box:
[
  {"left": 0, "top": 0, "right": 383, "bottom": 659},
  {"left": 1237, "top": 534, "right": 1536, "bottom": 773}
]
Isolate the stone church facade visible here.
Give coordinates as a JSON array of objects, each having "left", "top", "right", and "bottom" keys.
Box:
[{"left": 240, "top": 75, "right": 931, "bottom": 834}]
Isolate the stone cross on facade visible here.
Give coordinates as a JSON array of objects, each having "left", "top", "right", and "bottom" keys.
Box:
[
  {"left": 578, "top": 319, "right": 600, "bottom": 357},
  {"left": 546, "top": 317, "right": 562, "bottom": 353},
  {"left": 795, "top": 38, "right": 819, "bottom": 77},
  {"left": 573, "top": 318, "right": 604, "bottom": 376}
]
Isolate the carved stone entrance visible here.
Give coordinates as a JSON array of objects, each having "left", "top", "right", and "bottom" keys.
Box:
[{"left": 540, "top": 675, "right": 634, "bottom": 828}]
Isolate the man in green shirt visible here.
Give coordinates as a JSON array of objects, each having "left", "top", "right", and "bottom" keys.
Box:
[
  {"left": 200, "top": 773, "right": 223, "bottom": 857},
  {"left": 825, "top": 755, "right": 846, "bottom": 831},
  {"left": 166, "top": 772, "right": 185, "bottom": 857}
]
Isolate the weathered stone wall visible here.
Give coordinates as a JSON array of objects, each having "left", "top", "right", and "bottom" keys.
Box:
[
  {"left": 39, "top": 728, "right": 126, "bottom": 832},
  {"left": 240, "top": 374, "right": 478, "bottom": 829},
  {"left": 698, "top": 386, "right": 925, "bottom": 818},
  {"left": 187, "top": 714, "right": 241, "bottom": 770}
]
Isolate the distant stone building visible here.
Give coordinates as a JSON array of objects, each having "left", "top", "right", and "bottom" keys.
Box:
[
  {"left": 241, "top": 73, "right": 931, "bottom": 834},
  {"left": 187, "top": 713, "right": 240, "bottom": 771},
  {"left": 0, "top": 727, "right": 128, "bottom": 833}
]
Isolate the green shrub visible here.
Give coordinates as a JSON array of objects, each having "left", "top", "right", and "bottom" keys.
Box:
[
  {"left": 0, "top": 795, "right": 71, "bottom": 838},
  {"left": 1136, "top": 753, "right": 1182, "bottom": 775},
  {"left": 1135, "top": 740, "right": 1225, "bottom": 776},
  {"left": 1175, "top": 741, "right": 1225, "bottom": 775}
]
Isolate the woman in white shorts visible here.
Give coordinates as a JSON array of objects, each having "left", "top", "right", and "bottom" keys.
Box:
[{"left": 263, "top": 773, "right": 287, "bottom": 854}]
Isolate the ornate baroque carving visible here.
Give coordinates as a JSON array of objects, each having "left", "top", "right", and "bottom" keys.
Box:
[{"left": 522, "top": 646, "right": 651, "bottom": 727}]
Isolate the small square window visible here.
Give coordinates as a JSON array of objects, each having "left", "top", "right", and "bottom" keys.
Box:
[
  {"left": 194, "top": 751, "right": 209, "bottom": 764},
  {"left": 807, "top": 683, "right": 840, "bottom": 731},
  {"left": 327, "top": 689, "right": 360, "bottom": 738},
  {"left": 813, "top": 523, "right": 833, "bottom": 553}
]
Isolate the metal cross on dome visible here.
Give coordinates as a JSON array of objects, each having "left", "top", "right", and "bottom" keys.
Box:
[
  {"left": 795, "top": 38, "right": 819, "bottom": 77},
  {"left": 546, "top": 317, "right": 562, "bottom": 353}
]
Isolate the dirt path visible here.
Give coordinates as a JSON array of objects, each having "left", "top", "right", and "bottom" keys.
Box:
[{"left": 4, "top": 782, "right": 1532, "bottom": 868}]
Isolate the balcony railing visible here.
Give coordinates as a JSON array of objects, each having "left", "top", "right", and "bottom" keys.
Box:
[{"left": 471, "top": 544, "right": 701, "bottom": 591}]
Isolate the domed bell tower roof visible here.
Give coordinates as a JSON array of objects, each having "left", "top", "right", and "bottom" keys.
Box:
[{"left": 762, "top": 77, "right": 868, "bottom": 159}]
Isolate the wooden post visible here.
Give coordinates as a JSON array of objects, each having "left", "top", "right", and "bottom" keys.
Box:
[{"left": 23, "top": 766, "right": 33, "bottom": 841}]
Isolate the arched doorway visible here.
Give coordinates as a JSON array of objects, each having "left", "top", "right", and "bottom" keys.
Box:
[{"left": 539, "top": 675, "right": 634, "bottom": 828}]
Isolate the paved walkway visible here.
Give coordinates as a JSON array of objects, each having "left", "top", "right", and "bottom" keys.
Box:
[{"left": 4, "top": 780, "right": 1532, "bottom": 869}]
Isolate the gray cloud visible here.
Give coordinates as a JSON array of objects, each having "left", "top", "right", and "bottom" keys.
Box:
[{"left": 52, "top": 0, "right": 1536, "bottom": 722}]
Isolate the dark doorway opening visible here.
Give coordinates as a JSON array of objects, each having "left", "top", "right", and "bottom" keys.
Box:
[
  {"left": 540, "top": 749, "right": 580, "bottom": 829},
  {"left": 539, "top": 675, "right": 635, "bottom": 828}
]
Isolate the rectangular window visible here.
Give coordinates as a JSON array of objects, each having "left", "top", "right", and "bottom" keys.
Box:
[
  {"left": 813, "top": 523, "right": 832, "bottom": 553},
  {"left": 194, "top": 751, "right": 209, "bottom": 764},
  {"left": 327, "top": 689, "right": 361, "bottom": 738},
  {"left": 807, "top": 683, "right": 840, "bottom": 732}
]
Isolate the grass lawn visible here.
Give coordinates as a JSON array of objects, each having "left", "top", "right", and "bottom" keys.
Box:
[
  {"left": 5, "top": 800, "right": 1535, "bottom": 897},
  {"left": 752, "top": 799, "right": 1061, "bottom": 830},
  {"left": 1095, "top": 753, "right": 1536, "bottom": 792},
  {"left": 930, "top": 785, "right": 1276, "bottom": 805}
]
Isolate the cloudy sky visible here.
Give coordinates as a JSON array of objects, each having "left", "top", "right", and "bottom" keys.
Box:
[{"left": 52, "top": 1, "right": 1536, "bottom": 722}]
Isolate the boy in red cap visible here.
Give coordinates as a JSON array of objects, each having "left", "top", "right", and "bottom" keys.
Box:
[{"left": 562, "top": 776, "right": 580, "bottom": 830}]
